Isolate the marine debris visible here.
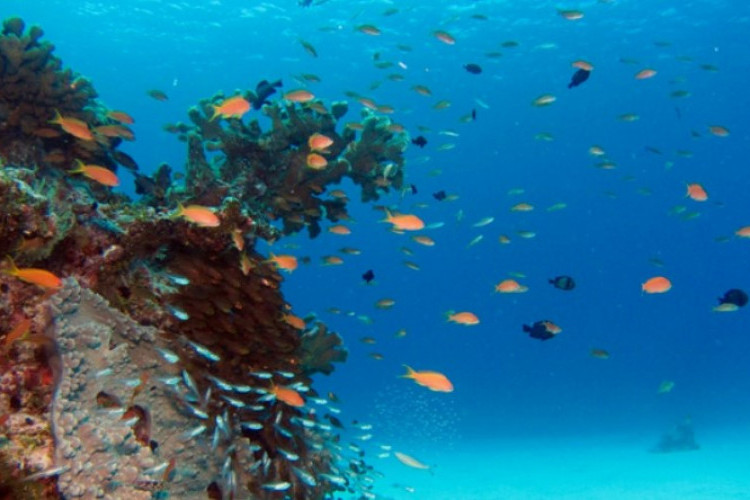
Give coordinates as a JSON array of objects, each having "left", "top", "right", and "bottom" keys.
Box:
[{"left": 1, "top": 16, "right": 401, "bottom": 499}]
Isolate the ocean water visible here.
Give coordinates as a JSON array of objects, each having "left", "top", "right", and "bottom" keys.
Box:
[{"left": 5, "top": 0, "right": 750, "bottom": 498}]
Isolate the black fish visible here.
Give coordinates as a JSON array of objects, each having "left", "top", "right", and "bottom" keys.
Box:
[
  {"left": 112, "top": 150, "right": 139, "bottom": 171},
  {"left": 411, "top": 135, "right": 428, "bottom": 148},
  {"left": 568, "top": 68, "right": 591, "bottom": 89},
  {"left": 523, "top": 320, "right": 559, "bottom": 341},
  {"left": 362, "top": 269, "right": 375, "bottom": 284},
  {"left": 471, "top": 108, "right": 477, "bottom": 121},
  {"left": 718, "top": 288, "right": 748, "bottom": 308},
  {"left": 250, "top": 79, "right": 282, "bottom": 109},
  {"left": 549, "top": 275, "right": 575, "bottom": 291},
  {"left": 409, "top": 184, "right": 417, "bottom": 194},
  {"left": 464, "top": 63, "right": 482, "bottom": 74},
  {"left": 432, "top": 190, "right": 447, "bottom": 201}
]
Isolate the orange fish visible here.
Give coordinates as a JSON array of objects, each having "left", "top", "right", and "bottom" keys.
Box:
[
  {"left": 494, "top": 279, "right": 528, "bottom": 293},
  {"left": 322, "top": 255, "right": 344, "bottom": 266},
  {"left": 283, "top": 313, "right": 306, "bottom": 330},
  {"left": 634, "top": 68, "right": 657, "bottom": 80},
  {"left": 175, "top": 204, "right": 220, "bottom": 227},
  {"left": 383, "top": 209, "right": 424, "bottom": 231},
  {"left": 328, "top": 225, "right": 351, "bottom": 235},
  {"left": 708, "top": 125, "right": 730, "bottom": 137},
  {"left": 433, "top": 30, "right": 456, "bottom": 45},
  {"left": 307, "top": 153, "right": 328, "bottom": 170},
  {"left": 210, "top": 96, "right": 250, "bottom": 121},
  {"left": 49, "top": 110, "right": 93, "bottom": 141},
  {"left": 107, "top": 110, "right": 135, "bottom": 124},
  {"left": 375, "top": 298, "right": 396, "bottom": 309},
  {"left": 284, "top": 89, "right": 315, "bottom": 103},
  {"left": 447, "top": 311, "right": 479, "bottom": 326},
  {"left": 2, "top": 317, "right": 32, "bottom": 350},
  {"left": 686, "top": 183, "right": 708, "bottom": 202},
  {"left": 70, "top": 160, "right": 120, "bottom": 187},
  {"left": 269, "top": 253, "right": 298, "bottom": 273},
  {"left": 401, "top": 365, "right": 453, "bottom": 392},
  {"left": 642, "top": 276, "right": 672, "bottom": 294},
  {"left": 736, "top": 226, "right": 750, "bottom": 238},
  {"left": 411, "top": 235, "right": 435, "bottom": 246},
  {"left": 231, "top": 228, "right": 245, "bottom": 251},
  {"left": 308, "top": 133, "right": 334, "bottom": 152},
  {"left": 572, "top": 60, "right": 594, "bottom": 71},
  {"left": 93, "top": 124, "right": 135, "bottom": 140},
  {"left": 3, "top": 257, "right": 62, "bottom": 289},
  {"left": 272, "top": 385, "right": 305, "bottom": 407}
]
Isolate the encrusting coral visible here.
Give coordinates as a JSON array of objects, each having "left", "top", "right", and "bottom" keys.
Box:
[{"left": 0, "top": 15, "right": 405, "bottom": 499}]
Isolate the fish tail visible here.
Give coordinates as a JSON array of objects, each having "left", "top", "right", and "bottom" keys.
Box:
[
  {"left": 2, "top": 256, "right": 18, "bottom": 276},
  {"left": 209, "top": 106, "right": 220, "bottom": 122},
  {"left": 400, "top": 364, "right": 415, "bottom": 378},
  {"left": 69, "top": 159, "right": 84, "bottom": 174},
  {"left": 170, "top": 203, "right": 185, "bottom": 220},
  {"left": 380, "top": 209, "right": 393, "bottom": 224},
  {"left": 49, "top": 108, "right": 62, "bottom": 125}
]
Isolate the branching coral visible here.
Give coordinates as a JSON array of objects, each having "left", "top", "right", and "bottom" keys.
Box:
[
  {"left": 299, "top": 323, "right": 348, "bottom": 376},
  {"left": 163, "top": 92, "right": 408, "bottom": 238}
]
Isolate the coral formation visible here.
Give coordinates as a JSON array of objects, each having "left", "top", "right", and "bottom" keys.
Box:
[
  {"left": 1, "top": 15, "right": 407, "bottom": 498},
  {"left": 0, "top": 17, "right": 133, "bottom": 179},
  {"left": 162, "top": 92, "right": 408, "bottom": 238}
]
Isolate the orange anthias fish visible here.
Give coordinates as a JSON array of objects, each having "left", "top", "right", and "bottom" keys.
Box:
[
  {"left": 447, "top": 311, "right": 480, "bottom": 325},
  {"left": 2, "top": 317, "right": 32, "bottom": 351},
  {"left": 283, "top": 313, "right": 306, "bottom": 330},
  {"left": 308, "top": 133, "right": 334, "bottom": 152},
  {"left": 210, "top": 96, "right": 251, "bottom": 121},
  {"left": 642, "top": 276, "right": 672, "bottom": 294},
  {"left": 269, "top": 253, "right": 298, "bottom": 273},
  {"left": 433, "top": 30, "right": 456, "bottom": 45},
  {"left": 272, "top": 385, "right": 305, "bottom": 407},
  {"left": 284, "top": 89, "right": 315, "bottom": 103},
  {"left": 107, "top": 110, "right": 135, "bottom": 124},
  {"left": 494, "top": 279, "right": 528, "bottom": 293},
  {"left": 3, "top": 257, "right": 62, "bottom": 289},
  {"left": 634, "top": 68, "right": 657, "bottom": 79},
  {"left": 328, "top": 225, "right": 351, "bottom": 235},
  {"left": 686, "top": 183, "right": 708, "bottom": 202},
  {"left": 70, "top": 160, "right": 120, "bottom": 187},
  {"left": 49, "top": 110, "right": 93, "bottom": 141},
  {"left": 401, "top": 365, "right": 453, "bottom": 392},
  {"left": 383, "top": 209, "right": 424, "bottom": 231},
  {"left": 307, "top": 153, "right": 328, "bottom": 170},
  {"left": 175, "top": 204, "right": 221, "bottom": 227}
]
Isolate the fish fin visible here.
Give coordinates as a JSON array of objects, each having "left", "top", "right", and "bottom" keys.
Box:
[
  {"left": 400, "top": 365, "right": 415, "bottom": 378},
  {"left": 522, "top": 324, "right": 531, "bottom": 333},
  {"left": 49, "top": 109, "right": 62, "bottom": 125},
  {"left": 2, "top": 256, "right": 18, "bottom": 276}
]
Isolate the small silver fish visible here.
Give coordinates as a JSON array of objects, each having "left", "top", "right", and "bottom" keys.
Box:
[
  {"left": 187, "top": 340, "right": 220, "bottom": 362},
  {"left": 262, "top": 481, "right": 291, "bottom": 491},
  {"left": 292, "top": 466, "right": 317, "bottom": 486},
  {"left": 184, "top": 424, "right": 206, "bottom": 438},
  {"left": 156, "top": 347, "right": 180, "bottom": 364}
]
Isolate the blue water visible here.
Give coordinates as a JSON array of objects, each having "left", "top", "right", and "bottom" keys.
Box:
[{"left": 7, "top": 0, "right": 750, "bottom": 497}]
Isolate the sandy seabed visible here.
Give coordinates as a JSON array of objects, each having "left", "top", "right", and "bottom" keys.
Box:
[{"left": 367, "top": 427, "right": 750, "bottom": 499}]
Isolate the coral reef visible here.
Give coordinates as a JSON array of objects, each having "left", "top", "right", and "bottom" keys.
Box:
[
  {"left": 0, "top": 17, "right": 133, "bottom": 179},
  {"left": 1, "top": 15, "right": 408, "bottom": 499},
  {"left": 162, "top": 92, "right": 408, "bottom": 238}
]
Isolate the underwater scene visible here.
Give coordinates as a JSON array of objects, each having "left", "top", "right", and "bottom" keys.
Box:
[{"left": 1, "top": 0, "right": 749, "bottom": 498}]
